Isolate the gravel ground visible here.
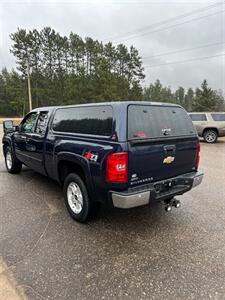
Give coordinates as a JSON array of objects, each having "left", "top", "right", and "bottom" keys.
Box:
[{"left": 0, "top": 126, "right": 225, "bottom": 300}]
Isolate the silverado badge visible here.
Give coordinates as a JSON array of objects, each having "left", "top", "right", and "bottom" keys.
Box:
[{"left": 163, "top": 156, "right": 175, "bottom": 164}]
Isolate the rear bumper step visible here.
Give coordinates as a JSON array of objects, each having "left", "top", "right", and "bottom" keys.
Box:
[{"left": 111, "top": 171, "right": 203, "bottom": 209}]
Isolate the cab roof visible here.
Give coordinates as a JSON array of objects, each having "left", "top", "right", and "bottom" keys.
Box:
[
  {"left": 188, "top": 112, "right": 225, "bottom": 114},
  {"left": 32, "top": 101, "right": 181, "bottom": 112}
]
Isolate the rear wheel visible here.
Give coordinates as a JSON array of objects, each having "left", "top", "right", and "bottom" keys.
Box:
[
  {"left": 203, "top": 129, "right": 218, "bottom": 143},
  {"left": 63, "top": 173, "right": 94, "bottom": 222},
  {"left": 4, "top": 146, "right": 22, "bottom": 174}
]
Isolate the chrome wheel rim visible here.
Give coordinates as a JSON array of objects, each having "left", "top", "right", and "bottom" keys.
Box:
[
  {"left": 205, "top": 131, "right": 216, "bottom": 143},
  {"left": 67, "top": 182, "right": 83, "bottom": 214},
  {"left": 6, "top": 151, "right": 12, "bottom": 169}
]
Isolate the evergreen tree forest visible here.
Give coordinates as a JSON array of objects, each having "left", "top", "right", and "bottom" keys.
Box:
[
  {"left": 143, "top": 79, "right": 225, "bottom": 112},
  {"left": 0, "top": 27, "right": 224, "bottom": 116}
]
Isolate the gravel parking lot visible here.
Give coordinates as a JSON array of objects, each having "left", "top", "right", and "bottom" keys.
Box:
[{"left": 0, "top": 126, "right": 225, "bottom": 300}]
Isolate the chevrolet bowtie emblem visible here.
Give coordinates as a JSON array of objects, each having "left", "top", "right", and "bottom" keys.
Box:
[{"left": 163, "top": 156, "right": 175, "bottom": 164}]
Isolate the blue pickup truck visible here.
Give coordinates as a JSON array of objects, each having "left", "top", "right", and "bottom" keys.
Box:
[{"left": 2, "top": 101, "right": 203, "bottom": 222}]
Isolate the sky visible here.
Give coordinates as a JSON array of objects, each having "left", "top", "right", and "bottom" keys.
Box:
[{"left": 0, "top": 0, "right": 224, "bottom": 92}]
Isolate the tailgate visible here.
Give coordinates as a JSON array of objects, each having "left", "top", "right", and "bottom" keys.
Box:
[
  {"left": 128, "top": 137, "right": 198, "bottom": 186},
  {"left": 127, "top": 104, "right": 198, "bottom": 187}
]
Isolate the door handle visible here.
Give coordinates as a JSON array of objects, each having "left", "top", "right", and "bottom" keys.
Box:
[
  {"left": 164, "top": 145, "right": 175, "bottom": 151},
  {"left": 164, "top": 145, "right": 176, "bottom": 154}
]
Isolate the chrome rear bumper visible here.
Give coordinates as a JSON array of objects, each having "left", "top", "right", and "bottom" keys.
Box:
[
  {"left": 111, "top": 171, "right": 203, "bottom": 209},
  {"left": 112, "top": 191, "right": 150, "bottom": 209},
  {"left": 192, "top": 172, "right": 204, "bottom": 188}
]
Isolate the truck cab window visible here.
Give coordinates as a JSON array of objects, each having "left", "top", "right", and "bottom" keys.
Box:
[
  {"left": 20, "top": 113, "right": 37, "bottom": 133},
  {"left": 35, "top": 112, "right": 49, "bottom": 134}
]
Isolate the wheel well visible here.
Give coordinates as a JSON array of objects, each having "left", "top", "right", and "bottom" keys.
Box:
[
  {"left": 58, "top": 160, "right": 86, "bottom": 185},
  {"left": 203, "top": 128, "right": 218, "bottom": 135},
  {"left": 3, "top": 141, "right": 10, "bottom": 156}
]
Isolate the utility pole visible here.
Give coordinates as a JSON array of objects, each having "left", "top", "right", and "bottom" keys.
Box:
[{"left": 26, "top": 59, "right": 32, "bottom": 111}]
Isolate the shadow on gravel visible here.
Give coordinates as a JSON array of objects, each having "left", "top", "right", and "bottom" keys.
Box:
[{"left": 14, "top": 166, "right": 173, "bottom": 232}]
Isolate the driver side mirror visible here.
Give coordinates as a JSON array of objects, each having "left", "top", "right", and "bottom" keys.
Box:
[{"left": 3, "top": 120, "right": 14, "bottom": 133}]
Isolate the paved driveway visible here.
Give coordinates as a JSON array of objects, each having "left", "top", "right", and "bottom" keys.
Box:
[{"left": 0, "top": 127, "right": 225, "bottom": 300}]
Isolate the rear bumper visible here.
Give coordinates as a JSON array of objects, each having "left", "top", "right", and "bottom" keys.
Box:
[{"left": 111, "top": 171, "right": 203, "bottom": 209}]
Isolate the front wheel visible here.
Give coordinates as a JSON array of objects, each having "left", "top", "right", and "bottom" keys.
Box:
[
  {"left": 63, "top": 173, "right": 93, "bottom": 222},
  {"left": 4, "top": 146, "right": 22, "bottom": 174},
  {"left": 203, "top": 129, "right": 218, "bottom": 143}
]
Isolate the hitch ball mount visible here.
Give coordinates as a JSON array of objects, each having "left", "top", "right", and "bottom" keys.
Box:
[{"left": 164, "top": 198, "right": 181, "bottom": 212}]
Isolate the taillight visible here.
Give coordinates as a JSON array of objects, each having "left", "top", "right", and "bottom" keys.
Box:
[
  {"left": 106, "top": 152, "right": 128, "bottom": 183},
  {"left": 195, "top": 143, "right": 200, "bottom": 168}
]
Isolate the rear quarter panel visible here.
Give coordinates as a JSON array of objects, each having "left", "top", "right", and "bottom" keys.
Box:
[
  {"left": 217, "top": 122, "right": 225, "bottom": 136},
  {"left": 44, "top": 131, "right": 128, "bottom": 203}
]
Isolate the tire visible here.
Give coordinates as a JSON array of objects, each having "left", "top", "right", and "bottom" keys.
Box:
[
  {"left": 63, "top": 173, "right": 93, "bottom": 222},
  {"left": 203, "top": 129, "right": 218, "bottom": 143},
  {"left": 4, "top": 146, "right": 22, "bottom": 174}
]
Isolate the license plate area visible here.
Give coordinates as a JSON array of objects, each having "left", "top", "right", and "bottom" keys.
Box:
[
  {"left": 154, "top": 178, "right": 188, "bottom": 194},
  {"left": 154, "top": 180, "right": 174, "bottom": 194}
]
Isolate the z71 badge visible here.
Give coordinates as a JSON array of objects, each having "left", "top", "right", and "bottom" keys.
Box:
[
  {"left": 84, "top": 151, "right": 98, "bottom": 162},
  {"left": 163, "top": 156, "right": 175, "bottom": 164}
]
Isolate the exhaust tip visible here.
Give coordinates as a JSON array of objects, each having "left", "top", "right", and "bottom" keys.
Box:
[{"left": 165, "top": 205, "right": 172, "bottom": 212}]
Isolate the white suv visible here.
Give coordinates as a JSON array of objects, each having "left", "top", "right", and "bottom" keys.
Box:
[{"left": 189, "top": 112, "right": 225, "bottom": 143}]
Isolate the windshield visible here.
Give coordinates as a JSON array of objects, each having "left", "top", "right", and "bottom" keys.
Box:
[{"left": 128, "top": 105, "right": 195, "bottom": 140}]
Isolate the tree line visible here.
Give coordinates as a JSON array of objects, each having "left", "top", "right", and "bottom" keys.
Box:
[
  {"left": 0, "top": 27, "right": 224, "bottom": 116},
  {"left": 143, "top": 79, "right": 225, "bottom": 112}
]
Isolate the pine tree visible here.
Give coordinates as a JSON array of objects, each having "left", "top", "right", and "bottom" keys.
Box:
[
  {"left": 193, "top": 80, "right": 219, "bottom": 111},
  {"left": 185, "top": 88, "right": 194, "bottom": 111},
  {"left": 175, "top": 86, "right": 185, "bottom": 107}
]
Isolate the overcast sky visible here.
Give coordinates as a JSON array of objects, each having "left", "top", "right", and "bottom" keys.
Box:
[{"left": 0, "top": 0, "right": 224, "bottom": 92}]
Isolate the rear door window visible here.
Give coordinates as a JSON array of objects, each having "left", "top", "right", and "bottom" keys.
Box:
[
  {"left": 211, "top": 113, "right": 225, "bottom": 121},
  {"left": 35, "top": 111, "right": 49, "bottom": 135},
  {"left": 52, "top": 106, "right": 113, "bottom": 136},
  {"left": 128, "top": 105, "right": 195, "bottom": 140},
  {"left": 189, "top": 114, "right": 207, "bottom": 121}
]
